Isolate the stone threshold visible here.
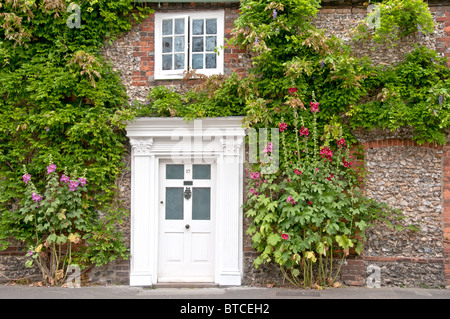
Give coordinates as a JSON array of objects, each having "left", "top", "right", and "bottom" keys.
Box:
[{"left": 151, "top": 282, "right": 220, "bottom": 289}]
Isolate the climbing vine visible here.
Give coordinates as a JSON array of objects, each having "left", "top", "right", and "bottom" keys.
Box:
[{"left": 0, "top": 0, "right": 152, "bottom": 282}]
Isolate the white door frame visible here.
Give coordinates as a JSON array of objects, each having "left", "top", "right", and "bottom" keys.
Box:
[{"left": 126, "top": 117, "right": 245, "bottom": 286}]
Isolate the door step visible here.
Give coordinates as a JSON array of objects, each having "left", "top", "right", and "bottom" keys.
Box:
[{"left": 152, "top": 282, "right": 220, "bottom": 289}]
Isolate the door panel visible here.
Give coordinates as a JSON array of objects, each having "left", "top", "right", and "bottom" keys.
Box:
[{"left": 158, "top": 160, "right": 215, "bottom": 282}]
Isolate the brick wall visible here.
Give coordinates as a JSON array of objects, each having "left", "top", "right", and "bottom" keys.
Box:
[
  {"left": 434, "top": 5, "right": 450, "bottom": 67},
  {"left": 339, "top": 138, "right": 449, "bottom": 288}
]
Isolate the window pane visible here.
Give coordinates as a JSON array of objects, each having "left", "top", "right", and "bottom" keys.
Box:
[
  {"left": 162, "top": 37, "right": 173, "bottom": 53},
  {"left": 192, "top": 188, "right": 210, "bottom": 220},
  {"left": 192, "top": 54, "right": 203, "bottom": 69},
  {"left": 162, "top": 55, "right": 172, "bottom": 70},
  {"left": 205, "top": 36, "right": 216, "bottom": 51},
  {"left": 174, "top": 36, "right": 185, "bottom": 52},
  {"left": 174, "top": 18, "right": 185, "bottom": 34},
  {"left": 192, "top": 19, "right": 204, "bottom": 35},
  {"left": 162, "top": 20, "right": 173, "bottom": 35},
  {"left": 205, "top": 54, "right": 216, "bottom": 69},
  {"left": 193, "top": 165, "right": 211, "bottom": 179},
  {"left": 166, "top": 164, "right": 184, "bottom": 179},
  {"left": 192, "top": 37, "right": 204, "bottom": 52},
  {"left": 206, "top": 19, "right": 217, "bottom": 34},
  {"left": 174, "top": 54, "right": 185, "bottom": 70},
  {"left": 166, "top": 187, "right": 184, "bottom": 220}
]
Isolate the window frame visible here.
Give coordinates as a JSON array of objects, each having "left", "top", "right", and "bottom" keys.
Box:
[{"left": 154, "top": 10, "right": 225, "bottom": 80}]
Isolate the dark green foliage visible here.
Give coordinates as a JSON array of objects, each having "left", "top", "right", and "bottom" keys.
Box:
[{"left": 0, "top": 0, "right": 152, "bottom": 268}]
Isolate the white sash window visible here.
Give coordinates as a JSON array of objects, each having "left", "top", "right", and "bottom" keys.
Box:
[{"left": 155, "top": 11, "right": 225, "bottom": 80}]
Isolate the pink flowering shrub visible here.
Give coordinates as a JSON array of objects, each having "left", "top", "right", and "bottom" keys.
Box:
[
  {"left": 244, "top": 96, "right": 402, "bottom": 288},
  {"left": 17, "top": 155, "right": 129, "bottom": 286}
]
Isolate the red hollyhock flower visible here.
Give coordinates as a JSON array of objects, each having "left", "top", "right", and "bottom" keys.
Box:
[
  {"left": 310, "top": 101, "right": 319, "bottom": 113},
  {"left": 289, "top": 88, "right": 298, "bottom": 94},
  {"left": 279, "top": 122, "right": 288, "bottom": 132},
  {"left": 299, "top": 127, "right": 309, "bottom": 136}
]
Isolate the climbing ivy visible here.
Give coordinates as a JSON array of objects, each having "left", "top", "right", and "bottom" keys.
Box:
[{"left": 0, "top": 0, "right": 152, "bottom": 274}]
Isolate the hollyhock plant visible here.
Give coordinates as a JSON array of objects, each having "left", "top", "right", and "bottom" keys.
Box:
[
  {"left": 244, "top": 97, "right": 400, "bottom": 289},
  {"left": 15, "top": 154, "right": 129, "bottom": 287}
]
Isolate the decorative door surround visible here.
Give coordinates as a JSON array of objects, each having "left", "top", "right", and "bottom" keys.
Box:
[{"left": 126, "top": 117, "right": 245, "bottom": 286}]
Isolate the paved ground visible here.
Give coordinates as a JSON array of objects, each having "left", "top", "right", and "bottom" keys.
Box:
[
  {"left": 1, "top": 284, "right": 449, "bottom": 299},
  {"left": 1, "top": 285, "right": 447, "bottom": 317}
]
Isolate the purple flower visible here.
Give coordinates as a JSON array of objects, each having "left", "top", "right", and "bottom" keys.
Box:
[
  {"left": 320, "top": 60, "right": 324, "bottom": 69},
  {"left": 60, "top": 175, "right": 70, "bottom": 183},
  {"left": 32, "top": 192, "right": 42, "bottom": 203},
  {"left": 28, "top": 250, "right": 33, "bottom": 256},
  {"left": 439, "top": 95, "right": 443, "bottom": 105},
  {"left": 78, "top": 177, "right": 87, "bottom": 187},
  {"left": 272, "top": 9, "right": 277, "bottom": 20},
  {"left": 23, "top": 174, "right": 31, "bottom": 184},
  {"left": 69, "top": 180, "right": 79, "bottom": 192},
  {"left": 47, "top": 164, "right": 56, "bottom": 174}
]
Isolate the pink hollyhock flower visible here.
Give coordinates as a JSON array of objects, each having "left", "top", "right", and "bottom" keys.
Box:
[
  {"left": 78, "top": 177, "right": 87, "bottom": 187},
  {"left": 299, "top": 127, "right": 309, "bottom": 136},
  {"left": 279, "top": 122, "right": 288, "bottom": 132},
  {"left": 287, "top": 195, "right": 296, "bottom": 205},
  {"left": 294, "top": 169, "right": 302, "bottom": 175},
  {"left": 60, "top": 175, "right": 70, "bottom": 183},
  {"left": 320, "top": 146, "right": 333, "bottom": 161},
  {"left": 47, "top": 164, "right": 56, "bottom": 174},
  {"left": 310, "top": 101, "right": 319, "bottom": 113},
  {"left": 250, "top": 172, "right": 260, "bottom": 180},
  {"left": 69, "top": 180, "right": 79, "bottom": 191},
  {"left": 262, "top": 142, "right": 272, "bottom": 155},
  {"left": 23, "top": 174, "right": 31, "bottom": 184},
  {"left": 282, "top": 233, "right": 289, "bottom": 240},
  {"left": 32, "top": 192, "right": 42, "bottom": 203}
]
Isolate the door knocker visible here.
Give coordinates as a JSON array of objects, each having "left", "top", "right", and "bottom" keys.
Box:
[{"left": 184, "top": 187, "right": 191, "bottom": 200}]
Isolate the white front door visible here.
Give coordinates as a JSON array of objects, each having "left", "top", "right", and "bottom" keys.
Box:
[{"left": 158, "top": 160, "right": 215, "bottom": 282}]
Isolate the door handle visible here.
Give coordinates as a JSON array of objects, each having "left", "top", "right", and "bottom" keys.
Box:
[{"left": 185, "top": 224, "right": 190, "bottom": 229}]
